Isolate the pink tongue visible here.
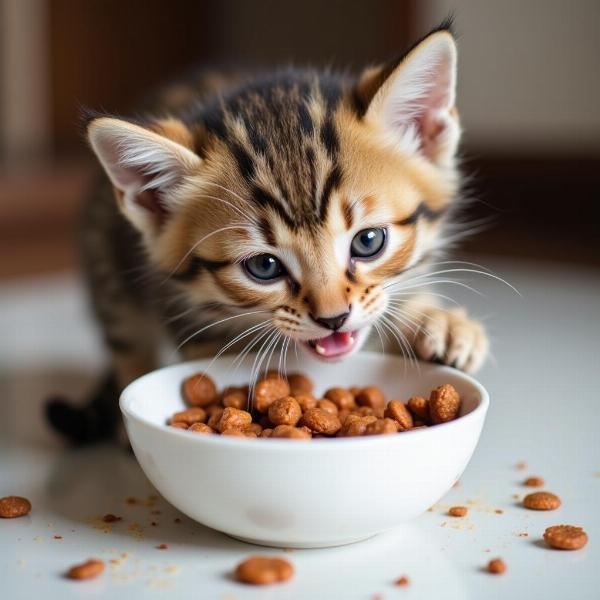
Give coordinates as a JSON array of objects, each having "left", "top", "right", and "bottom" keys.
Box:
[{"left": 314, "top": 331, "right": 355, "bottom": 357}]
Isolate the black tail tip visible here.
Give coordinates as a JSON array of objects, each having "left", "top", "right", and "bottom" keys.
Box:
[{"left": 45, "top": 396, "right": 92, "bottom": 445}]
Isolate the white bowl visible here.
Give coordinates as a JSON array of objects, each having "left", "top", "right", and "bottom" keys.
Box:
[{"left": 120, "top": 352, "right": 489, "bottom": 548}]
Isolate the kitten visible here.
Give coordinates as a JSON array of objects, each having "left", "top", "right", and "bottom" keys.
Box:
[{"left": 46, "top": 22, "right": 487, "bottom": 444}]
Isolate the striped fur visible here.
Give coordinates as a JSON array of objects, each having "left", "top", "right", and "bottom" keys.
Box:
[{"left": 46, "top": 23, "right": 489, "bottom": 444}]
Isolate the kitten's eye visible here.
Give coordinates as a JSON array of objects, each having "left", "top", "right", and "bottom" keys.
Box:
[
  {"left": 350, "top": 227, "right": 387, "bottom": 259},
  {"left": 244, "top": 254, "right": 285, "bottom": 281}
]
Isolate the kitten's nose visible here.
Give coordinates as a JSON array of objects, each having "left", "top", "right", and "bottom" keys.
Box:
[{"left": 311, "top": 311, "right": 350, "bottom": 331}]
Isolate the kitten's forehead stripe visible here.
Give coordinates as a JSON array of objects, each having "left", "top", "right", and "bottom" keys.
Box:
[{"left": 195, "top": 70, "right": 346, "bottom": 229}]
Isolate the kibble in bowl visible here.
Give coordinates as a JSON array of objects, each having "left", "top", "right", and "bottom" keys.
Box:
[{"left": 120, "top": 351, "right": 488, "bottom": 548}]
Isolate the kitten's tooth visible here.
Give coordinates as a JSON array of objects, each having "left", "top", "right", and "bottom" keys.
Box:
[{"left": 315, "top": 344, "right": 326, "bottom": 355}]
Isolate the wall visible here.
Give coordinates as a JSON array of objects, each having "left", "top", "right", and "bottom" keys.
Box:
[{"left": 419, "top": 0, "right": 600, "bottom": 154}]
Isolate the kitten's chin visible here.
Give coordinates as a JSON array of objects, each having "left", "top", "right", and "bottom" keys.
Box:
[{"left": 299, "top": 327, "right": 370, "bottom": 363}]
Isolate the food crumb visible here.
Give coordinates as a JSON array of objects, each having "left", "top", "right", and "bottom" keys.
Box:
[
  {"left": 395, "top": 575, "right": 410, "bottom": 586},
  {"left": 487, "top": 558, "right": 506, "bottom": 575},
  {"left": 495, "top": 509, "right": 504, "bottom": 514},
  {"left": 126, "top": 497, "right": 137, "bottom": 505},
  {"left": 516, "top": 532, "right": 529, "bottom": 537},
  {"left": 53, "top": 535, "right": 63, "bottom": 540},
  {"left": 524, "top": 476, "right": 544, "bottom": 487},
  {"left": 448, "top": 506, "right": 468, "bottom": 517},
  {"left": 66, "top": 558, "right": 105, "bottom": 580},
  {"left": 516, "top": 461, "right": 528, "bottom": 470},
  {"left": 173, "top": 518, "right": 181, "bottom": 524},
  {"left": 102, "top": 514, "right": 122, "bottom": 523},
  {"left": 151, "top": 522, "right": 158, "bottom": 527},
  {"left": 156, "top": 544, "right": 168, "bottom": 550}
]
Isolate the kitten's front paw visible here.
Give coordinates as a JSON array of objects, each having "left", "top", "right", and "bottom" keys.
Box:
[{"left": 413, "top": 307, "right": 488, "bottom": 373}]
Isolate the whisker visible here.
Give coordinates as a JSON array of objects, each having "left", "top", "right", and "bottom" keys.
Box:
[{"left": 173, "top": 310, "right": 267, "bottom": 354}]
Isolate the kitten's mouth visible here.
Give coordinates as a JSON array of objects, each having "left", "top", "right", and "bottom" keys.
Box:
[{"left": 304, "top": 330, "right": 358, "bottom": 360}]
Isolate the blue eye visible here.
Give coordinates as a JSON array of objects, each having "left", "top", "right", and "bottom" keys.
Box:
[
  {"left": 350, "top": 228, "right": 387, "bottom": 259},
  {"left": 244, "top": 254, "right": 285, "bottom": 281}
]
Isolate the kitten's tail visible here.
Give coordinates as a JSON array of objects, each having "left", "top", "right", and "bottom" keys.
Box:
[{"left": 45, "top": 372, "right": 121, "bottom": 445}]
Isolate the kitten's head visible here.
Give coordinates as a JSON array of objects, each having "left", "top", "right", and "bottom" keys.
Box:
[{"left": 87, "top": 26, "right": 461, "bottom": 361}]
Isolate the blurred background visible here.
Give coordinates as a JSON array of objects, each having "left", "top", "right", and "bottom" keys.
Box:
[{"left": 1, "top": 0, "right": 599, "bottom": 280}]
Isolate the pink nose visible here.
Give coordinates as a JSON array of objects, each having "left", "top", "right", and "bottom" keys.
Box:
[{"left": 310, "top": 311, "right": 350, "bottom": 331}]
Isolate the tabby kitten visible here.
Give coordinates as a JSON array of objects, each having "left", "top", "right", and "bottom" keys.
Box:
[{"left": 47, "top": 23, "right": 487, "bottom": 443}]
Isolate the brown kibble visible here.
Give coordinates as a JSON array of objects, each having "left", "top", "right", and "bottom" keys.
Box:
[
  {"left": 222, "top": 428, "right": 257, "bottom": 438},
  {"left": 218, "top": 407, "right": 252, "bottom": 432},
  {"left": 487, "top": 558, "right": 506, "bottom": 575},
  {"left": 156, "top": 544, "right": 168, "bottom": 550},
  {"left": 245, "top": 422, "right": 263, "bottom": 436},
  {"left": 395, "top": 575, "right": 410, "bottom": 586},
  {"left": 182, "top": 372, "right": 217, "bottom": 407},
  {"left": 287, "top": 373, "right": 314, "bottom": 396},
  {"left": 295, "top": 394, "right": 317, "bottom": 412},
  {"left": 235, "top": 555, "right": 294, "bottom": 585},
  {"left": 254, "top": 377, "right": 290, "bottom": 412},
  {"left": 338, "top": 409, "right": 350, "bottom": 424},
  {"left": 222, "top": 389, "right": 247, "bottom": 409},
  {"left": 317, "top": 399, "right": 338, "bottom": 415},
  {"left": 206, "top": 406, "right": 224, "bottom": 430},
  {"left": 384, "top": 400, "right": 414, "bottom": 431},
  {"left": 188, "top": 422, "right": 214, "bottom": 434},
  {"left": 365, "top": 418, "right": 398, "bottom": 435},
  {"left": 170, "top": 422, "right": 189, "bottom": 430},
  {"left": 101, "top": 514, "right": 122, "bottom": 523},
  {"left": 268, "top": 396, "right": 302, "bottom": 426},
  {"left": 302, "top": 408, "right": 341, "bottom": 435},
  {"left": 66, "top": 559, "right": 105, "bottom": 580},
  {"left": 523, "top": 492, "right": 561, "bottom": 511},
  {"left": 350, "top": 406, "right": 376, "bottom": 417},
  {"left": 407, "top": 396, "right": 429, "bottom": 421},
  {"left": 448, "top": 506, "right": 468, "bottom": 517},
  {"left": 338, "top": 414, "right": 377, "bottom": 437},
  {"left": 260, "top": 428, "right": 273, "bottom": 438},
  {"left": 170, "top": 407, "right": 207, "bottom": 426},
  {"left": 429, "top": 384, "right": 460, "bottom": 424},
  {"left": 0, "top": 496, "right": 31, "bottom": 518},
  {"left": 324, "top": 387, "right": 355, "bottom": 410},
  {"left": 270, "top": 425, "right": 311, "bottom": 439},
  {"left": 355, "top": 386, "right": 385, "bottom": 410},
  {"left": 524, "top": 476, "right": 545, "bottom": 487},
  {"left": 543, "top": 525, "right": 588, "bottom": 550}
]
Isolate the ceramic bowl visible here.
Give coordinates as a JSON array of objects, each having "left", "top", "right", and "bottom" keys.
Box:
[{"left": 120, "top": 351, "right": 488, "bottom": 548}]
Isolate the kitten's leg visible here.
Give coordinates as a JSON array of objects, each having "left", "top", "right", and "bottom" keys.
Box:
[{"left": 398, "top": 294, "right": 489, "bottom": 373}]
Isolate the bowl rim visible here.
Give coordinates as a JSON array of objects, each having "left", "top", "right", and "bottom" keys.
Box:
[{"left": 120, "top": 352, "right": 489, "bottom": 452}]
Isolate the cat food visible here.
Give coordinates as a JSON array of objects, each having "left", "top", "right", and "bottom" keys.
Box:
[
  {"left": 448, "top": 506, "right": 468, "bottom": 517},
  {"left": 524, "top": 476, "right": 544, "bottom": 487},
  {"left": 487, "top": 558, "right": 507, "bottom": 574},
  {"left": 0, "top": 496, "right": 31, "bottom": 518},
  {"left": 523, "top": 491, "right": 561, "bottom": 511},
  {"left": 235, "top": 556, "right": 294, "bottom": 585},
  {"left": 429, "top": 384, "right": 461, "bottom": 424},
  {"left": 168, "top": 372, "right": 462, "bottom": 440},
  {"left": 543, "top": 525, "right": 588, "bottom": 550},
  {"left": 182, "top": 373, "right": 217, "bottom": 407},
  {"left": 66, "top": 559, "right": 105, "bottom": 580}
]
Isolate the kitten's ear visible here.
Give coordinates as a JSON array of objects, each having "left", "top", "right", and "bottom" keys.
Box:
[
  {"left": 86, "top": 116, "right": 201, "bottom": 235},
  {"left": 357, "top": 29, "right": 460, "bottom": 167}
]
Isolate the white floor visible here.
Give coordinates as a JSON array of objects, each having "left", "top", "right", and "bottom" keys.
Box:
[{"left": 1, "top": 257, "right": 599, "bottom": 599}]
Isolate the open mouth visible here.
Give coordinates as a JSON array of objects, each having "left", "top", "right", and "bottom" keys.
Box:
[{"left": 304, "top": 330, "right": 358, "bottom": 360}]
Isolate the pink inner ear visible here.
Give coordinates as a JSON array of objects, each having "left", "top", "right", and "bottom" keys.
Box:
[{"left": 135, "top": 188, "right": 169, "bottom": 225}]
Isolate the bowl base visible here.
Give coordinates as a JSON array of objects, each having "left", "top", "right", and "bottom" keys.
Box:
[{"left": 226, "top": 532, "right": 378, "bottom": 549}]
